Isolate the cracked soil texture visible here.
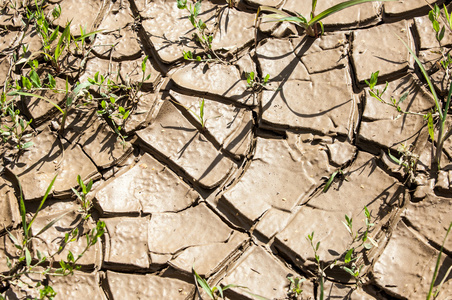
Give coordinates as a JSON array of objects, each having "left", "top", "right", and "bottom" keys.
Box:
[{"left": 1, "top": 0, "right": 452, "bottom": 299}]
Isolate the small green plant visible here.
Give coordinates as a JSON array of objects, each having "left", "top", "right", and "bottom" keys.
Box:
[
  {"left": 246, "top": 72, "right": 270, "bottom": 91},
  {"left": 24, "top": 0, "right": 68, "bottom": 73},
  {"left": 0, "top": 100, "right": 33, "bottom": 150},
  {"left": 89, "top": 56, "right": 151, "bottom": 146},
  {"left": 257, "top": 0, "right": 393, "bottom": 38},
  {"left": 55, "top": 220, "right": 105, "bottom": 276},
  {"left": 342, "top": 207, "right": 378, "bottom": 250},
  {"left": 193, "top": 266, "right": 268, "bottom": 300},
  {"left": 367, "top": 4, "right": 452, "bottom": 171},
  {"left": 387, "top": 144, "right": 419, "bottom": 181},
  {"left": 193, "top": 267, "right": 240, "bottom": 299},
  {"left": 287, "top": 275, "right": 304, "bottom": 299},
  {"left": 365, "top": 71, "right": 427, "bottom": 119},
  {"left": 307, "top": 207, "right": 377, "bottom": 295},
  {"left": 170, "top": 98, "right": 213, "bottom": 130},
  {"left": 0, "top": 174, "right": 105, "bottom": 299},
  {"left": 21, "top": 0, "right": 102, "bottom": 74},
  {"left": 177, "top": 0, "right": 212, "bottom": 48},
  {"left": 96, "top": 94, "right": 130, "bottom": 146},
  {"left": 182, "top": 50, "right": 216, "bottom": 63},
  {"left": 71, "top": 175, "right": 93, "bottom": 219},
  {"left": 428, "top": 4, "right": 452, "bottom": 79},
  {"left": 426, "top": 221, "right": 452, "bottom": 300},
  {"left": 306, "top": 232, "right": 325, "bottom": 300},
  {"left": 340, "top": 207, "right": 377, "bottom": 286},
  {"left": 8, "top": 73, "right": 93, "bottom": 136},
  {"left": 176, "top": 0, "right": 223, "bottom": 62}
]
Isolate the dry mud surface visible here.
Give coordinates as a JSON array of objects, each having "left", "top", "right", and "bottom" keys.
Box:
[{"left": 1, "top": 0, "right": 452, "bottom": 299}]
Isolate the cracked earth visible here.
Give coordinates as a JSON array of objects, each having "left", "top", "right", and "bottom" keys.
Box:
[{"left": 1, "top": 0, "right": 452, "bottom": 299}]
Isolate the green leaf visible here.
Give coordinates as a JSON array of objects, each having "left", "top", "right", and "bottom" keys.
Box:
[
  {"left": 368, "top": 71, "right": 379, "bottom": 89},
  {"left": 445, "top": 4, "right": 452, "bottom": 29},
  {"left": 22, "top": 76, "right": 32, "bottom": 90},
  {"left": 13, "top": 173, "right": 29, "bottom": 240},
  {"left": 49, "top": 26, "right": 59, "bottom": 43},
  {"left": 8, "top": 91, "right": 64, "bottom": 114},
  {"left": 342, "top": 221, "right": 352, "bottom": 234},
  {"left": 387, "top": 151, "right": 401, "bottom": 167},
  {"left": 85, "top": 179, "right": 93, "bottom": 194},
  {"left": 25, "top": 247, "right": 31, "bottom": 267},
  {"left": 142, "top": 56, "right": 148, "bottom": 73},
  {"left": 312, "top": 0, "right": 318, "bottom": 13},
  {"left": 428, "top": 112, "right": 435, "bottom": 142},
  {"left": 194, "top": 1, "right": 202, "bottom": 17},
  {"left": 54, "top": 44, "right": 62, "bottom": 61},
  {"left": 176, "top": 0, "right": 187, "bottom": 9},
  {"left": 199, "top": 99, "right": 205, "bottom": 125},
  {"left": 123, "top": 110, "right": 130, "bottom": 120},
  {"left": 7, "top": 230, "right": 21, "bottom": 249},
  {"left": 342, "top": 266, "right": 356, "bottom": 277},
  {"left": 40, "top": 285, "right": 56, "bottom": 299},
  {"left": 432, "top": 19, "right": 440, "bottom": 33},
  {"left": 309, "top": 0, "right": 395, "bottom": 27},
  {"left": 21, "top": 141, "right": 33, "bottom": 149},
  {"left": 67, "top": 251, "right": 74, "bottom": 263},
  {"left": 48, "top": 74, "right": 56, "bottom": 89},
  {"left": 28, "top": 174, "right": 58, "bottom": 232},
  {"left": 193, "top": 266, "right": 214, "bottom": 299},
  {"left": 37, "top": 249, "right": 42, "bottom": 260},
  {"left": 35, "top": 210, "right": 72, "bottom": 237},
  {"left": 344, "top": 248, "right": 353, "bottom": 263},
  {"left": 6, "top": 256, "right": 12, "bottom": 268},
  {"left": 438, "top": 26, "right": 445, "bottom": 42},
  {"left": 71, "top": 187, "right": 82, "bottom": 201},
  {"left": 323, "top": 170, "right": 340, "bottom": 192},
  {"left": 397, "top": 35, "right": 441, "bottom": 118},
  {"left": 66, "top": 81, "right": 92, "bottom": 108},
  {"left": 77, "top": 175, "right": 85, "bottom": 193}
]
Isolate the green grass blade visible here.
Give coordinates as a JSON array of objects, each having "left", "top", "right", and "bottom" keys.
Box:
[
  {"left": 387, "top": 151, "right": 401, "bottom": 165},
  {"left": 397, "top": 35, "right": 441, "bottom": 118},
  {"left": 25, "top": 247, "right": 31, "bottom": 267},
  {"left": 13, "top": 174, "right": 28, "bottom": 240},
  {"left": 427, "top": 221, "right": 452, "bottom": 300},
  {"left": 27, "top": 174, "right": 58, "bottom": 232},
  {"left": 35, "top": 210, "right": 72, "bottom": 237},
  {"left": 7, "top": 229, "right": 21, "bottom": 249},
  {"left": 193, "top": 266, "right": 214, "bottom": 299},
  {"left": 257, "top": 6, "right": 291, "bottom": 19},
  {"left": 319, "top": 273, "right": 324, "bottom": 300},
  {"left": 74, "top": 29, "right": 103, "bottom": 41},
  {"left": 8, "top": 91, "right": 64, "bottom": 114},
  {"left": 428, "top": 112, "right": 435, "bottom": 142},
  {"left": 443, "top": 77, "right": 452, "bottom": 119},
  {"left": 312, "top": 0, "right": 318, "bottom": 13},
  {"left": 323, "top": 170, "right": 340, "bottom": 193},
  {"left": 309, "top": 0, "right": 394, "bottom": 26}
]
